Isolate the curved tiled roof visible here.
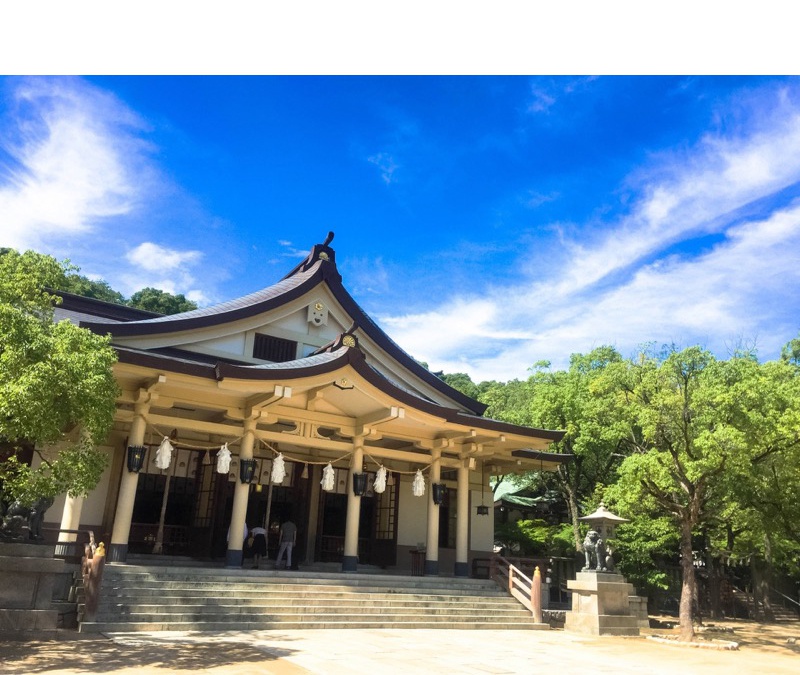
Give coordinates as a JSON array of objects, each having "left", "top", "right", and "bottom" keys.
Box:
[{"left": 81, "top": 234, "right": 488, "bottom": 416}]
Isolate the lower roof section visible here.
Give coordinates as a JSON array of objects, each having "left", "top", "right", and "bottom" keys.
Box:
[{"left": 113, "top": 343, "right": 568, "bottom": 475}]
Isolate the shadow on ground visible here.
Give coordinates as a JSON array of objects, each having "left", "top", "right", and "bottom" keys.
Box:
[{"left": 0, "top": 633, "right": 302, "bottom": 674}]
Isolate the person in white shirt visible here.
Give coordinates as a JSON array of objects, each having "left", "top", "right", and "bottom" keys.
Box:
[{"left": 250, "top": 525, "right": 267, "bottom": 569}]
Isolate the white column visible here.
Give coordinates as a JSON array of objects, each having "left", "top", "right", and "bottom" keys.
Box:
[
  {"left": 454, "top": 459, "right": 470, "bottom": 576},
  {"left": 55, "top": 494, "right": 85, "bottom": 558},
  {"left": 226, "top": 416, "right": 255, "bottom": 567},
  {"left": 109, "top": 397, "right": 150, "bottom": 563},
  {"left": 305, "top": 464, "right": 321, "bottom": 564},
  {"left": 342, "top": 437, "right": 364, "bottom": 572},
  {"left": 425, "top": 448, "right": 442, "bottom": 576}
]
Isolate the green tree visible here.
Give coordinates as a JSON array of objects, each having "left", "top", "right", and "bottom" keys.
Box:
[
  {"left": 437, "top": 372, "right": 481, "bottom": 401},
  {"left": 715, "top": 355, "right": 800, "bottom": 618},
  {"left": 128, "top": 287, "right": 197, "bottom": 314},
  {"left": 0, "top": 250, "right": 118, "bottom": 505},
  {"left": 525, "top": 348, "right": 629, "bottom": 551},
  {"left": 60, "top": 273, "right": 126, "bottom": 305},
  {"left": 607, "top": 346, "right": 779, "bottom": 641}
]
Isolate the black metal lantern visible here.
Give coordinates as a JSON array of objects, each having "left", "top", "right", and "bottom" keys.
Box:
[
  {"left": 432, "top": 482, "right": 446, "bottom": 505},
  {"left": 239, "top": 458, "right": 257, "bottom": 484},
  {"left": 476, "top": 460, "right": 489, "bottom": 514},
  {"left": 352, "top": 472, "right": 368, "bottom": 496},
  {"left": 127, "top": 445, "right": 146, "bottom": 473}
]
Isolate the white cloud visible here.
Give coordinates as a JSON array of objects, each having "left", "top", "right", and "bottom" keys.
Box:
[
  {"left": 0, "top": 77, "right": 150, "bottom": 251},
  {"left": 126, "top": 241, "right": 202, "bottom": 272},
  {"left": 121, "top": 241, "right": 204, "bottom": 298},
  {"left": 381, "top": 88, "right": 800, "bottom": 381}
]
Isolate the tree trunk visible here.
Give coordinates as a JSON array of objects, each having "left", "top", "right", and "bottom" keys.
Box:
[
  {"left": 705, "top": 531, "right": 721, "bottom": 620},
  {"left": 753, "top": 533, "right": 775, "bottom": 622},
  {"left": 678, "top": 521, "right": 696, "bottom": 641},
  {"left": 565, "top": 484, "right": 581, "bottom": 551}
]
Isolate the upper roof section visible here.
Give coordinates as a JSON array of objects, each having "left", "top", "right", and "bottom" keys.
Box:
[{"left": 77, "top": 233, "right": 488, "bottom": 416}]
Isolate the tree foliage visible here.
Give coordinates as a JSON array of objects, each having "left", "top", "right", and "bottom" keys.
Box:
[
  {"left": 478, "top": 340, "right": 800, "bottom": 640},
  {"left": 0, "top": 250, "right": 118, "bottom": 504},
  {"left": 60, "top": 273, "right": 127, "bottom": 305},
  {"left": 127, "top": 287, "right": 197, "bottom": 314},
  {"left": 524, "top": 348, "right": 629, "bottom": 551}
]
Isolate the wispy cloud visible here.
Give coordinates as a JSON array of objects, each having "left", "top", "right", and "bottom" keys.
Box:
[
  {"left": 381, "top": 84, "right": 800, "bottom": 381},
  {"left": 0, "top": 77, "right": 237, "bottom": 305},
  {"left": 526, "top": 77, "right": 597, "bottom": 115},
  {"left": 267, "top": 240, "right": 309, "bottom": 263},
  {"left": 0, "top": 77, "right": 148, "bottom": 251},
  {"left": 367, "top": 152, "right": 399, "bottom": 184}
]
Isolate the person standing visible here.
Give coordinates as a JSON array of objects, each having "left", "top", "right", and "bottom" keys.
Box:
[
  {"left": 275, "top": 517, "right": 297, "bottom": 570},
  {"left": 250, "top": 524, "right": 267, "bottom": 569}
]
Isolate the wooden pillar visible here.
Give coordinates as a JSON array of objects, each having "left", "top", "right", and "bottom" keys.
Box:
[
  {"left": 425, "top": 449, "right": 442, "bottom": 576},
  {"left": 226, "top": 417, "right": 255, "bottom": 567},
  {"left": 342, "top": 437, "right": 364, "bottom": 572},
  {"left": 305, "top": 463, "right": 321, "bottom": 564},
  {"left": 454, "top": 459, "right": 470, "bottom": 577},
  {"left": 108, "top": 397, "right": 150, "bottom": 563}
]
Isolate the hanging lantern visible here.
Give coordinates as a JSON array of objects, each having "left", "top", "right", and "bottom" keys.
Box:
[
  {"left": 412, "top": 469, "right": 425, "bottom": 497},
  {"left": 432, "top": 482, "right": 446, "bottom": 505},
  {"left": 373, "top": 465, "right": 387, "bottom": 494},
  {"left": 127, "top": 445, "right": 146, "bottom": 473},
  {"left": 271, "top": 453, "right": 286, "bottom": 484},
  {"left": 154, "top": 437, "right": 173, "bottom": 470},
  {"left": 216, "top": 443, "right": 232, "bottom": 474},
  {"left": 321, "top": 462, "right": 335, "bottom": 491},
  {"left": 352, "top": 472, "right": 367, "bottom": 496},
  {"left": 477, "top": 460, "right": 489, "bottom": 515},
  {"left": 239, "top": 458, "right": 257, "bottom": 484}
]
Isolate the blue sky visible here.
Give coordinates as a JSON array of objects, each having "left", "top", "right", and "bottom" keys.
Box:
[{"left": 2, "top": 75, "right": 800, "bottom": 382}]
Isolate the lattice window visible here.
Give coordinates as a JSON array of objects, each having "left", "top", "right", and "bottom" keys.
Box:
[{"left": 253, "top": 333, "right": 297, "bottom": 362}]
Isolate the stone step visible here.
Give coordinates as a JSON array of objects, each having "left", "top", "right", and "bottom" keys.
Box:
[
  {"left": 80, "top": 564, "right": 540, "bottom": 633},
  {"left": 101, "top": 570, "right": 497, "bottom": 592},
  {"left": 92, "top": 603, "right": 532, "bottom": 619},
  {"left": 99, "top": 584, "right": 504, "bottom": 597},
  {"left": 81, "top": 618, "right": 549, "bottom": 632},
  {"left": 97, "top": 587, "right": 506, "bottom": 602},
  {"left": 95, "top": 597, "right": 520, "bottom": 611}
]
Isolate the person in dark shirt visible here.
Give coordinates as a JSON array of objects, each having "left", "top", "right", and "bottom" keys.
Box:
[{"left": 275, "top": 518, "right": 297, "bottom": 570}]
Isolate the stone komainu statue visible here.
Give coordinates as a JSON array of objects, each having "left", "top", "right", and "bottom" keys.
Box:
[
  {"left": 582, "top": 529, "right": 607, "bottom": 572},
  {"left": 0, "top": 496, "right": 54, "bottom": 541}
]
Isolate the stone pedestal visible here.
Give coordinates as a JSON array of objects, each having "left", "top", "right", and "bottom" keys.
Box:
[
  {"left": 0, "top": 542, "right": 65, "bottom": 633},
  {"left": 564, "top": 571, "right": 640, "bottom": 636}
]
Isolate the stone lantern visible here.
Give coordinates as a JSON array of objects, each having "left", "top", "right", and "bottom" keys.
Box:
[
  {"left": 578, "top": 501, "right": 628, "bottom": 572},
  {"left": 565, "top": 502, "right": 646, "bottom": 636}
]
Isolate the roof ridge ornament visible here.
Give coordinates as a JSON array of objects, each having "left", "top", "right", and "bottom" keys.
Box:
[{"left": 285, "top": 231, "right": 338, "bottom": 279}]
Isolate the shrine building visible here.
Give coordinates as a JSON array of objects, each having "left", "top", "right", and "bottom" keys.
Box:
[{"left": 48, "top": 233, "right": 567, "bottom": 575}]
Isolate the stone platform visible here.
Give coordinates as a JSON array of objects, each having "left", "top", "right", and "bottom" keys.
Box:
[
  {"left": 0, "top": 542, "right": 65, "bottom": 633},
  {"left": 564, "top": 571, "right": 640, "bottom": 636}
]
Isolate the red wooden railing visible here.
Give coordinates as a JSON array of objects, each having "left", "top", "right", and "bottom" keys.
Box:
[{"left": 490, "top": 554, "right": 543, "bottom": 623}]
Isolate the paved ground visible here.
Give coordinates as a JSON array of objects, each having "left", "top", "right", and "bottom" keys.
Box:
[{"left": 2, "top": 619, "right": 799, "bottom": 674}]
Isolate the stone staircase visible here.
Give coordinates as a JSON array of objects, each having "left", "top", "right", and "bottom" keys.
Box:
[{"left": 78, "top": 564, "right": 549, "bottom": 632}]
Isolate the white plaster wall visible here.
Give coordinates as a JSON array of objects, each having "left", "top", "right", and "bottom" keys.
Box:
[
  {"left": 396, "top": 477, "right": 430, "bottom": 548},
  {"left": 274, "top": 308, "right": 313, "bottom": 334},
  {"left": 42, "top": 445, "right": 114, "bottom": 528},
  {"left": 189, "top": 333, "right": 246, "bottom": 356},
  {"left": 470, "top": 489, "right": 495, "bottom": 554}
]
